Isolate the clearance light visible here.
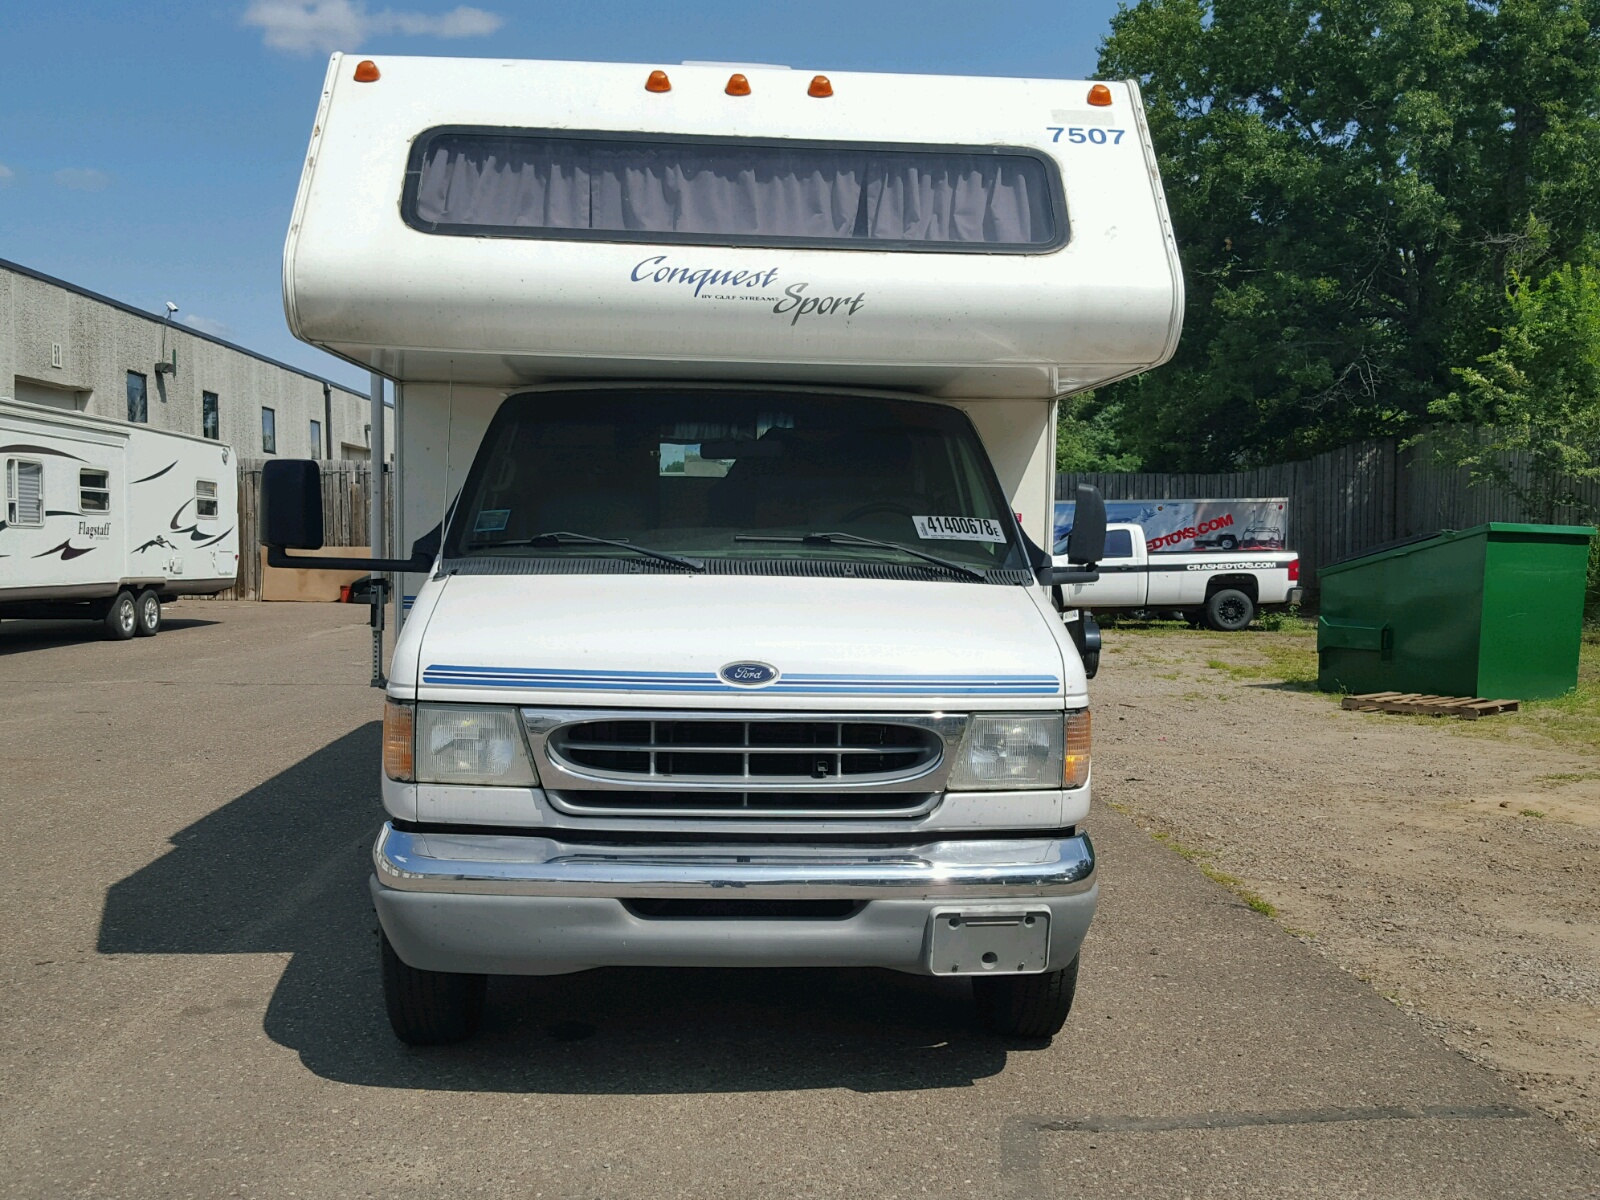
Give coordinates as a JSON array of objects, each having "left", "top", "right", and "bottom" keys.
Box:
[
  {"left": 353, "top": 59, "right": 381, "bottom": 83},
  {"left": 383, "top": 699, "right": 414, "bottom": 781},
  {"left": 646, "top": 69, "right": 672, "bottom": 92},
  {"left": 1087, "top": 83, "right": 1112, "bottom": 106},
  {"left": 808, "top": 74, "right": 833, "bottom": 97},
  {"left": 726, "top": 73, "right": 751, "bottom": 96}
]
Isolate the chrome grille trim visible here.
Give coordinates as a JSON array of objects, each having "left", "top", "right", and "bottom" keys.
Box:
[
  {"left": 522, "top": 709, "right": 969, "bottom": 816},
  {"left": 544, "top": 789, "right": 941, "bottom": 819}
]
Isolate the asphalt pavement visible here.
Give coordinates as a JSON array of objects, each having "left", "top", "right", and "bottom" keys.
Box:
[{"left": 1, "top": 601, "right": 1595, "bottom": 1198}]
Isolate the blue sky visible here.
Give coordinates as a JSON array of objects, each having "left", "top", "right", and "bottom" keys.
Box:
[{"left": 1, "top": 0, "right": 1123, "bottom": 389}]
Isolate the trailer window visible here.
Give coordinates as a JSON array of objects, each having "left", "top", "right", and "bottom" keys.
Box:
[
  {"left": 196, "top": 480, "right": 219, "bottom": 520},
  {"left": 80, "top": 469, "right": 111, "bottom": 513},
  {"left": 5, "top": 459, "right": 44, "bottom": 527},
  {"left": 405, "top": 128, "right": 1063, "bottom": 253}
]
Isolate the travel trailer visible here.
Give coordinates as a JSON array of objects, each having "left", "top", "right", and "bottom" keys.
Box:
[
  {"left": 1, "top": 398, "right": 239, "bottom": 637},
  {"left": 261, "top": 55, "right": 1183, "bottom": 1044}
]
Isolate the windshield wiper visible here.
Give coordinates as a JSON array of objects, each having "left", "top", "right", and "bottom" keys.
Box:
[
  {"left": 734, "top": 531, "right": 987, "bottom": 581},
  {"left": 465, "top": 531, "right": 705, "bottom": 572}
]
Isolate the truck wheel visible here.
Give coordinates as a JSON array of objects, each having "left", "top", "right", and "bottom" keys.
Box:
[
  {"left": 380, "top": 928, "right": 486, "bottom": 1045},
  {"left": 134, "top": 589, "right": 161, "bottom": 637},
  {"left": 1204, "top": 588, "right": 1255, "bottom": 632},
  {"left": 104, "top": 592, "right": 138, "bottom": 641},
  {"left": 973, "top": 955, "right": 1080, "bottom": 1039}
]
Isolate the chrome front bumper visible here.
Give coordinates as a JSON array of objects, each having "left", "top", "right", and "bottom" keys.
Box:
[
  {"left": 373, "top": 823, "right": 1095, "bottom": 900},
  {"left": 371, "top": 824, "right": 1098, "bottom": 976}
]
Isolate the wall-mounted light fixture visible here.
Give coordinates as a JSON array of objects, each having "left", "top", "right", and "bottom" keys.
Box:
[{"left": 156, "top": 301, "right": 179, "bottom": 375}]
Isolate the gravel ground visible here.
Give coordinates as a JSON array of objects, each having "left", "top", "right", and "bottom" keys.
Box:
[{"left": 1092, "top": 622, "right": 1600, "bottom": 1151}]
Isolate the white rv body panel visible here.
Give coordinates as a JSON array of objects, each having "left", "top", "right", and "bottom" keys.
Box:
[
  {"left": 285, "top": 56, "right": 1182, "bottom": 397},
  {"left": 0, "top": 399, "right": 239, "bottom": 605}
]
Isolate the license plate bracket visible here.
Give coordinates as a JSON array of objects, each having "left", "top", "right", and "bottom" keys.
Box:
[{"left": 927, "top": 908, "right": 1051, "bottom": 975}]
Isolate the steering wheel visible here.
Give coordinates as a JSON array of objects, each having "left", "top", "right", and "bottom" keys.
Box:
[{"left": 837, "top": 501, "right": 916, "bottom": 523}]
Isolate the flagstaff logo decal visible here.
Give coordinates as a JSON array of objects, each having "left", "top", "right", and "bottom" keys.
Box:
[
  {"left": 631, "top": 256, "right": 866, "bottom": 325},
  {"left": 719, "top": 661, "right": 779, "bottom": 687}
]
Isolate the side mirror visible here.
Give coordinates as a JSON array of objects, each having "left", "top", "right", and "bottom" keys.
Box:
[
  {"left": 1064, "top": 483, "right": 1106, "bottom": 565},
  {"left": 259, "top": 460, "right": 323, "bottom": 550},
  {"left": 259, "top": 458, "right": 433, "bottom": 574}
]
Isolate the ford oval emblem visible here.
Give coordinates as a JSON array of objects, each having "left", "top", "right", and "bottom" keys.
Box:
[{"left": 720, "top": 661, "right": 779, "bottom": 687}]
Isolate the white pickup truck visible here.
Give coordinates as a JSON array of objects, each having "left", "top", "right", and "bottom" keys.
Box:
[{"left": 1054, "top": 523, "right": 1302, "bottom": 631}]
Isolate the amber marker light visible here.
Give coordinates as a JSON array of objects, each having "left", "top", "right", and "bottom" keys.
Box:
[
  {"left": 1064, "top": 708, "right": 1092, "bottom": 789},
  {"left": 726, "top": 73, "right": 751, "bottom": 95},
  {"left": 646, "top": 69, "right": 672, "bottom": 92},
  {"left": 353, "top": 59, "right": 381, "bottom": 82},
  {"left": 808, "top": 75, "right": 833, "bottom": 97},
  {"left": 383, "top": 699, "right": 415, "bottom": 781},
  {"left": 1087, "top": 83, "right": 1113, "bottom": 106}
]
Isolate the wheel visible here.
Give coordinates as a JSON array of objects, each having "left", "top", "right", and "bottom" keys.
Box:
[
  {"left": 1216, "top": 535, "right": 1238, "bottom": 550},
  {"left": 973, "top": 955, "right": 1080, "bottom": 1039},
  {"left": 104, "top": 591, "right": 137, "bottom": 640},
  {"left": 1203, "top": 587, "right": 1255, "bottom": 632},
  {"left": 134, "top": 589, "right": 161, "bottom": 637},
  {"left": 380, "top": 928, "right": 486, "bottom": 1045}
]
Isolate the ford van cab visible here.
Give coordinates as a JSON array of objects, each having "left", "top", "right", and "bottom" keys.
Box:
[{"left": 259, "top": 55, "right": 1183, "bottom": 1044}]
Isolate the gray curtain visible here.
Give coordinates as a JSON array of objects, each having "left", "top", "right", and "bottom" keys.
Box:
[{"left": 413, "top": 135, "right": 1054, "bottom": 245}]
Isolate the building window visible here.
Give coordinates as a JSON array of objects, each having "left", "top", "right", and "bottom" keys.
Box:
[
  {"left": 5, "top": 459, "right": 45, "bottom": 527},
  {"left": 126, "top": 372, "right": 148, "bottom": 423},
  {"left": 261, "top": 407, "right": 277, "bottom": 454},
  {"left": 202, "top": 392, "right": 220, "bottom": 440},
  {"left": 80, "top": 469, "right": 111, "bottom": 513},
  {"left": 309, "top": 419, "right": 322, "bottom": 458},
  {"left": 196, "top": 479, "right": 218, "bottom": 520}
]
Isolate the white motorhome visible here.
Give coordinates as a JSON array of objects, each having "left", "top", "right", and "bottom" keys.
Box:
[
  {"left": 265, "top": 55, "right": 1183, "bottom": 1043},
  {"left": 1, "top": 399, "right": 239, "bottom": 637}
]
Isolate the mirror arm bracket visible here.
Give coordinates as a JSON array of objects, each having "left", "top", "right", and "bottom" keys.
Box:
[{"left": 266, "top": 547, "right": 434, "bottom": 573}]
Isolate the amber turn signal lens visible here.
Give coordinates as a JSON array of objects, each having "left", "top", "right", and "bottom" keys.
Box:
[
  {"left": 725, "top": 73, "right": 751, "bottom": 96},
  {"left": 1064, "top": 708, "right": 1092, "bottom": 789},
  {"left": 353, "top": 59, "right": 381, "bottom": 83},
  {"left": 808, "top": 74, "right": 833, "bottom": 97},
  {"left": 1087, "top": 83, "right": 1112, "bottom": 106},
  {"left": 383, "top": 699, "right": 415, "bottom": 782},
  {"left": 646, "top": 69, "right": 671, "bottom": 92}
]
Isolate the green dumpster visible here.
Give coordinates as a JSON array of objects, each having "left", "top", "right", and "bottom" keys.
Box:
[{"left": 1317, "top": 522, "right": 1595, "bottom": 700}]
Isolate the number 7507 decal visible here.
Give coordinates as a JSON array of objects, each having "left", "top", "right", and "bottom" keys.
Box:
[{"left": 1046, "top": 127, "right": 1126, "bottom": 144}]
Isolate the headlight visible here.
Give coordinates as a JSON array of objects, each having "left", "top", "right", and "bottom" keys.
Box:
[
  {"left": 947, "top": 710, "right": 1091, "bottom": 791},
  {"left": 386, "top": 702, "right": 538, "bottom": 786}
]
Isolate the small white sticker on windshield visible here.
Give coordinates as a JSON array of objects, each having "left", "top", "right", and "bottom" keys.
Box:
[{"left": 914, "top": 515, "right": 1006, "bottom": 543}]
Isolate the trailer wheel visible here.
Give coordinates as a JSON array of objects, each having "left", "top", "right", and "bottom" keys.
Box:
[
  {"left": 973, "top": 955, "right": 1080, "bottom": 1039},
  {"left": 380, "top": 928, "right": 486, "bottom": 1045},
  {"left": 104, "top": 591, "right": 138, "bottom": 641},
  {"left": 1216, "top": 534, "right": 1239, "bottom": 550},
  {"left": 1203, "top": 588, "right": 1255, "bottom": 632},
  {"left": 134, "top": 589, "right": 161, "bottom": 637}
]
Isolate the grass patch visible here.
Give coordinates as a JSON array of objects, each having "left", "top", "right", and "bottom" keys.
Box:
[
  {"left": 1519, "top": 808, "right": 1546, "bottom": 818},
  {"left": 1149, "top": 831, "right": 1279, "bottom": 917},
  {"left": 1205, "top": 639, "right": 1321, "bottom": 690}
]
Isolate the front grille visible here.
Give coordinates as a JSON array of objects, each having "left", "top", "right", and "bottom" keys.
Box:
[
  {"left": 546, "top": 789, "right": 937, "bottom": 817},
  {"left": 548, "top": 718, "right": 942, "bottom": 785}
]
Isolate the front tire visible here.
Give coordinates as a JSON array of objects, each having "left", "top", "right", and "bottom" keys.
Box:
[
  {"left": 380, "top": 928, "right": 486, "bottom": 1045},
  {"left": 973, "top": 955, "right": 1080, "bottom": 1039},
  {"left": 104, "top": 591, "right": 137, "bottom": 641},
  {"left": 1203, "top": 588, "right": 1255, "bottom": 632},
  {"left": 134, "top": 589, "right": 161, "bottom": 637}
]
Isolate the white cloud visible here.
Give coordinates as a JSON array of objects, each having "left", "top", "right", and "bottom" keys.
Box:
[
  {"left": 183, "top": 314, "right": 237, "bottom": 339},
  {"left": 244, "top": 0, "right": 503, "bottom": 54},
  {"left": 0, "top": 164, "right": 14, "bottom": 187},
  {"left": 54, "top": 168, "right": 111, "bottom": 191}
]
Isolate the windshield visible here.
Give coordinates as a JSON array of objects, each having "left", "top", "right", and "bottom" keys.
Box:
[{"left": 445, "top": 389, "right": 1028, "bottom": 577}]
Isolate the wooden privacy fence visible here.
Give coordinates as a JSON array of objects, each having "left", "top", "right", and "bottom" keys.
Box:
[
  {"left": 214, "top": 457, "right": 394, "bottom": 600},
  {"left": 1059, "top": 434, "right": 1600, "bottom": 589}
]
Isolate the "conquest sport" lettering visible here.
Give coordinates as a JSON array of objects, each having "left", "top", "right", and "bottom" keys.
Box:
[
  {"left": 1147, "top": 513, "right": 1233, "bottom": 552},
  {"left": 772, "top": 282, "right": 866, "bottom": 325},
  {"left": 631, "top": 255, "right": 780, "bottom": 297}
]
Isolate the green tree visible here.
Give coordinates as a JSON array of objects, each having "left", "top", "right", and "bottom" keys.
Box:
[
  {"left": 1096, "top": 0, "right": 1600, "bottom": 470},
  {"left": 1056, "top": 392, "right": 1144, "bottom": 473},
  {"left": 1431, "top": 262, "right": 1600, "bottom": 518}
]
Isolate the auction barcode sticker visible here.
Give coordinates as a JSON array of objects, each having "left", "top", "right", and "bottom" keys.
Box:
[{"left": 914, "top": 515, "right": 1006, "bottom": 543}]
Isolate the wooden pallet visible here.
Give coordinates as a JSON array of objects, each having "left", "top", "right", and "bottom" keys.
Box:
[{"left": 1341, "top": 692, "right": 1520, "bottom": 719}]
